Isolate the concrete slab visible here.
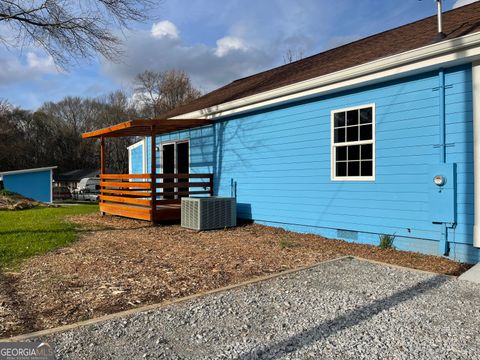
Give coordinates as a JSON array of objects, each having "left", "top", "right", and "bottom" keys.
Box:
[{"left": 458, "top": 262, "right": 480, "bottom": 284}]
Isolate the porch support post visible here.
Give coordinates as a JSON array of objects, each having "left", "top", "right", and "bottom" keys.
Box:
[
  {"left": 100, "top": 137, "right": 105, "bottom": 174},
  {"left": 100, "top": 136, "right": 105, "bottom": 215},
  {"left": 150, "top": 127, "right": 157, "bottom": 224}
]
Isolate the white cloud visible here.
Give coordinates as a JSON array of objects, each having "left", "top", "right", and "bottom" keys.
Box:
[
  {"left": 103, "top": 24, "right": 275, "bottom": 92},
  {"left": 214, "top": 36, "right": 248, "bottom": 57},
  {"left": 151, "top": 20, "right": 179, "bottom": 39},
  {"left": 0, "top": 52, "right": 58, "bottom": 84},
  {"left": 453, "top": 0, "right": 478, "bottom": 8},
  {"left": 26, "top": 52, "right": 57, "bottom": 73}
]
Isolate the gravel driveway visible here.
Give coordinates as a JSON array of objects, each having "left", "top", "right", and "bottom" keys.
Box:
[{"left": 35, "top": 257, "right": 480, "bottom": 359}]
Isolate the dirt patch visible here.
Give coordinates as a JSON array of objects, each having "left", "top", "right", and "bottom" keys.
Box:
[
  {"left": 0, "top": 193, "right": 55, "bottom": 210},
  {"left": 0, "top": 213, "right": 470, "bottom": 337}
]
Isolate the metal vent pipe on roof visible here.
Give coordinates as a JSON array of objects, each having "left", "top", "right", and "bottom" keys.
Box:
[{"left": 435, "top": 0, "right": 446, "bottom": 41}]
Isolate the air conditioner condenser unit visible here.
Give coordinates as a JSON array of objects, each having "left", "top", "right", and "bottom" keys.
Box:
[{"left": 181, "top": 197, "right": 236, "bottom": 230}]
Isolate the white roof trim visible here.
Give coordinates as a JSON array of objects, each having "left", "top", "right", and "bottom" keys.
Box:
[
  {"left": 0, "top": 166, "right": 58, "bottom": 176},
  {"left": 127, "top": 138, "right": 145, "bottom": 150},
  {"left": 171, "top": 31, "right": 480, "bottom": 120}
]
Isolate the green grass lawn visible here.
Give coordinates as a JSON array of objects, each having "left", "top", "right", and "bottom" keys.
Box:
[{"left": 0, "top": 204, "right": 99, "bottom": 269}]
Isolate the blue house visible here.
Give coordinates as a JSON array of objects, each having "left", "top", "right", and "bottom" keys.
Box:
[
  {"left": 84, "top": 3, "right": 480, "bottom": 263},
  {"left": 0, "top": 166, "right": 56, "bottom": 203}
]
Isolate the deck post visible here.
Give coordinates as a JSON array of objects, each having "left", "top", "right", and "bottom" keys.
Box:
[
  {"left": 100, "top": 137, "right": 105, "bottom": 215},
  {"left": 150, "top": 127, "right": 157, "bottom": 224}
]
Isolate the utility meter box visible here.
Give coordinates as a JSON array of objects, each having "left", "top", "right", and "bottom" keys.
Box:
[{"left": 428, "top": 163, "right": 456, "bottom": 224}]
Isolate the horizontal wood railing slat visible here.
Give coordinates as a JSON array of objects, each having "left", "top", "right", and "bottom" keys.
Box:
[
  {"left": 101, "top": 181, "right": 151, "bottom": 189},
  {"left": 100, "top": 173, "right": 151, "bottom": 179},
  {"left": 101, "top": 189, "right": 152, "bottom": 197},
  {"left": 154, "top": 181, "right": 210, "bottom": 189},
  {"left": 175, "top": 190, "right": 211, "bottom": 196},
  {"left": 153, "top": 173, "right": 212, "bottom": 179},
  {"left": 100, "top": 189, "right": 211, "bottom": 197},
  {"left": 100, "top": 203, "right": 151, "bottom": 221},
  {"left": 100, "top": 195, "right": 152, "bottom": 206}
]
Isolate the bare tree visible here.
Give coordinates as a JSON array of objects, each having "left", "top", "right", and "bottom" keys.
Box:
[
  {"left": 0, "top": 68, "right": 200, "bottom": 173},
  {"left": 283, "top": 48, "right": 305, "bottom": 64},
  {"left": 99, "top": 90, "right": 137, "bottom": 172},
  {"left": 134, "top": 69, "right": 202, "bottom": 117},
  {"left": 38, "top": 92, "right": 137, "bottom": 172},
  {"left": 134, "top": 70, "right": 162, "bottom": 117},
  {"left": 0, "top": 99, "right": 12, "bottom": 115},
  {"left": 40, "top": 96, "right": 98, "bottom": 135},
  {"left": 0, "top": 0, "right": 157, "bottom": 66}
]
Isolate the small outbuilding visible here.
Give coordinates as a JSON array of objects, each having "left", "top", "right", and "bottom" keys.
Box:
[{"left": 0, "top": 166, "right": 57, "bottom": 203}]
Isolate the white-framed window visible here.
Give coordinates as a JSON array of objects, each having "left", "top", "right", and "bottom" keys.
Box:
[{"left": 331, "top": 104, "right": 375, "bottom": 181}]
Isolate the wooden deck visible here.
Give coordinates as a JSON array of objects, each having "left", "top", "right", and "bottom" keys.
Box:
[{"left": 99, "top": 173, "right": 213, "bottom": 222}]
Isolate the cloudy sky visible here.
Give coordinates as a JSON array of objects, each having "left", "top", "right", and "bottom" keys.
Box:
[{"left": 0, "top": 0, "right": 477, "bottom": 109}]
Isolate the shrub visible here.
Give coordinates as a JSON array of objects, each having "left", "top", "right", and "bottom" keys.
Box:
[
  {"left": 379, "top": 234, "right": 395, "bottom": 249},
  {"left": 279, "top": 238, "right": 297, "bottom": 249}
]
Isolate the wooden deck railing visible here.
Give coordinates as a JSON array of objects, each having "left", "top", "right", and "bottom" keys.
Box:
[{"left": 99, "top": 173, "right": 214, "bottom": 221}]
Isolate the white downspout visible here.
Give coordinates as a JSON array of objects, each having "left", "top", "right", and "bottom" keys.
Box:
[{"left": 473, "top": 61, "right": 480, "bottom": 248}]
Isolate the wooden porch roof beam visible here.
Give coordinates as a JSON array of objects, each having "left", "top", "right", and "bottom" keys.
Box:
[{"left": 81, "top": 118, "right": 212, "bottom": 139}]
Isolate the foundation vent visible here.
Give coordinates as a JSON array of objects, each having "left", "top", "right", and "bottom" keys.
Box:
[{"left": 337, "top": 229, "right": 359, "bottom": 241}]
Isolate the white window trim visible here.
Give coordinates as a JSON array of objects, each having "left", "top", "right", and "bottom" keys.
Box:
[{"left": 331, "top": 103, "right": 376, "bottom": 182}]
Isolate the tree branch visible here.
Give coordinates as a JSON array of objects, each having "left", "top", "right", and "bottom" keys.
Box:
[{"left": 0, "top": 0, "right": 158, "bottom": 66}]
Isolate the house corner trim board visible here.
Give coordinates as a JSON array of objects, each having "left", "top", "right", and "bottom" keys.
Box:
[{"left": 473, "top": 61, "right": 480, "bottom": 248}]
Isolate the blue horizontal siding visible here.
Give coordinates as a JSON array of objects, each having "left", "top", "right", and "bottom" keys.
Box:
[
  {"left": 133, "top": 64, "right": 479, "bottom": 263},
  {"left": 129, "top": 143, "right": 144, "bottom": 174},
  {"left": 3, "top": 170, "right": 52, "bottom": 203}
]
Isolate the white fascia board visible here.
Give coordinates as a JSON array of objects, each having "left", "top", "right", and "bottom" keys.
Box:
[
  {"left": 171, "top": 32, "right": 480, "bottom": 120},
  {"left": 0, "top": 166, "right": 58, "bottom": 176},
  {"left": 127, "top": 138, "right": 145, "bottom": 150}
]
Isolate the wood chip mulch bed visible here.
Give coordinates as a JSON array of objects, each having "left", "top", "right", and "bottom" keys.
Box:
[{"left": 0, "top": 213, "right": 471, "bottom": 337}]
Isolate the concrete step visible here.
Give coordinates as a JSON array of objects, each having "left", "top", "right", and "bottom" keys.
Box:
[{"left": 458, "top": 263, "right": 480, "bottom": 284}]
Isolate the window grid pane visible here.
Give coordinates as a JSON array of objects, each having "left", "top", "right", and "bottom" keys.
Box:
[
  {"left": 334, "top": 112, "right": 346, "bottom": 128},
  {"left": 360, "top": 108, "right": 372, "bottom": 124},
  {"left": 333, "top": 106, "right": 374, "bottom": 178}
]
